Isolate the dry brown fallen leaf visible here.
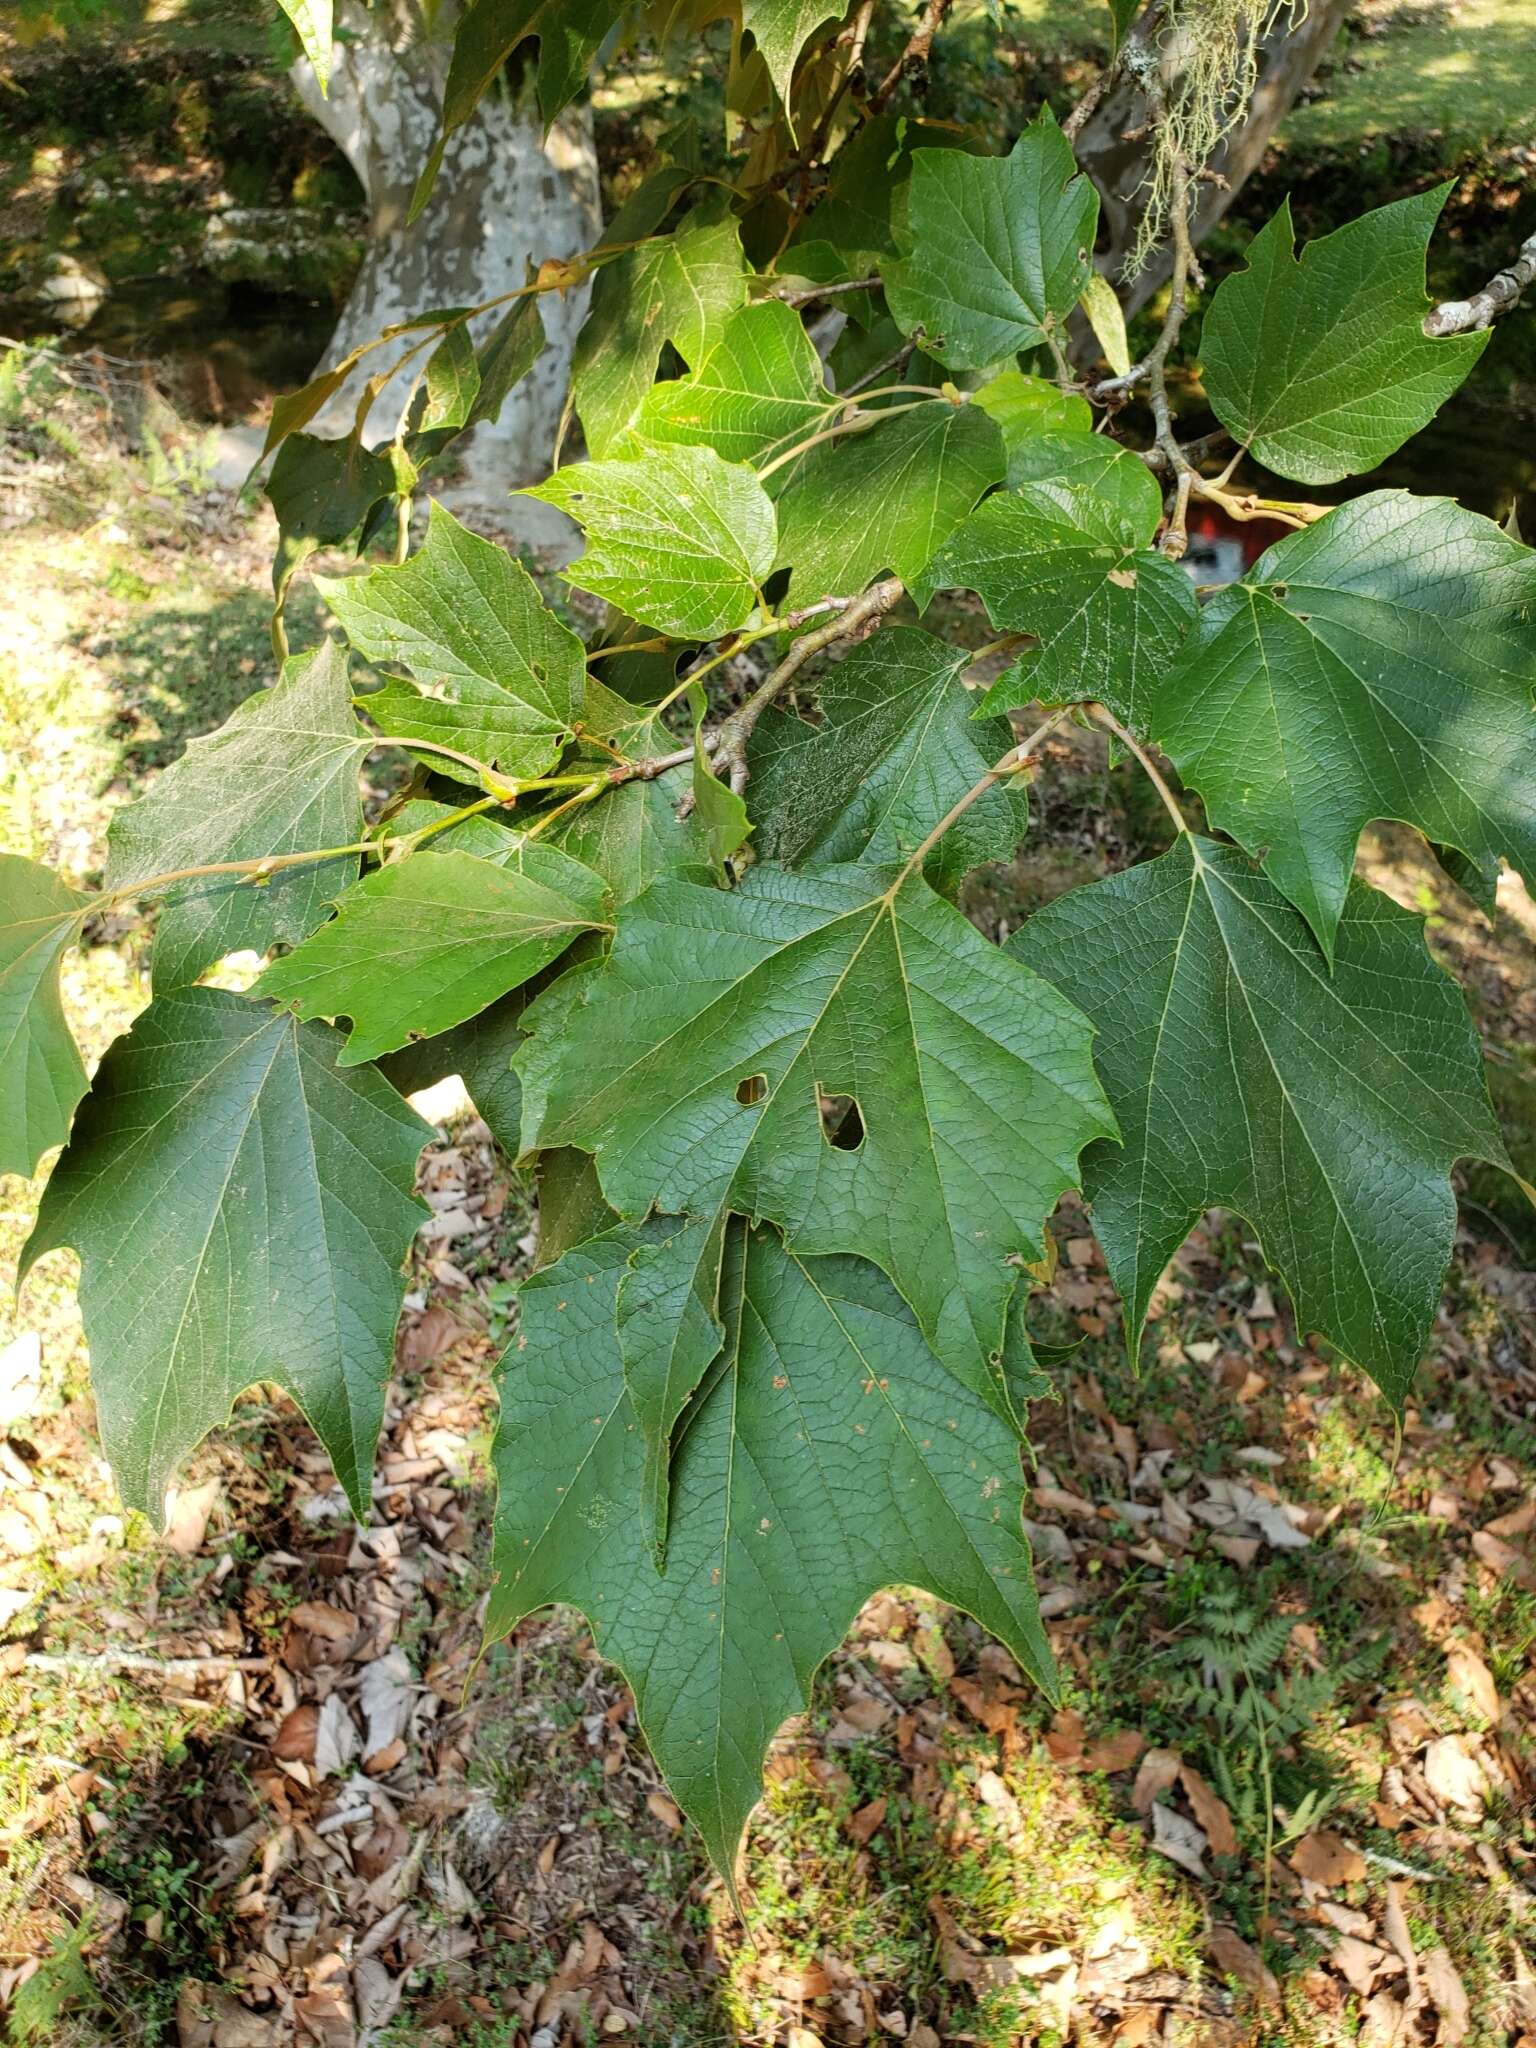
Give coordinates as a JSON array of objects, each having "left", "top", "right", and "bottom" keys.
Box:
[
  {"left": 1422, "top": 1734, "right": 1487, "bottom": 1817},
  {"left": 1207, "top": 1924, "right": 1279, "bottom": 2004},
  {"left": 1132, "top": 1746, "right": 1183, "bottom": 1814},
  {"left": 1444, "top": 1643, "right": 1500, "bottom": 1723},
  {"left": 848, "top": 1794, "right": 887, "bottom": 1845},
  {"left": 271, "top": 1703, "right": 318, "bottom": 1764},
  {"left": 164, "top": 1478, "right": 220, "bottom": 1557},
  {"left": 1180, "top": 1763, "right": 1238, "bottom": 1857},
  {"left": 1290, "top": 1831, "right": 1367, "bottom": 1887},
  {"left": 1421, "top": 1947, "right": 1471, "bottom": 2046}
]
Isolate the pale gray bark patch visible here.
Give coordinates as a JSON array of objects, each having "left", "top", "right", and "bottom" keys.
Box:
[{"left": 291, "top": 0, "right": 601, "bottom": 495}]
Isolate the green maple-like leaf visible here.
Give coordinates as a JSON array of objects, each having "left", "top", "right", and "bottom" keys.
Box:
[
  {"left": 788, "top": 116, "right": 971, "bottom": 287},
  {"left": 530, "top": 446, "right": 777, "bottom": 640},
  {"left": 104, "top": 640, "right": 371, "bottom": 990},
  {"left": 516, "top": 864, "right": 1116, "bottom": 1411},
  {"left": 748, "top": 626, "right": 1028, "bottom": 893},
  {"left": 489, "top": 1217, "right": 1054, "bottom": 1875},
  {"left": 914, "top": 435, "right": 1198, "bottom": 724},
  {"left": 0, "top": 857, "right": 90, "bottom": 1181},
  {"left": 1201, "top": 190, "right": 1489, "bottom": 486},
  {"left": 320, "top": 501, "right": 584, "bottom": 783},
  {"left": 629, "top": 301, "right": 829, "bottom": 468},
  {"left": 886, "top": 112, "right": 1098, "bottom": 371},
  {"left": 256, "top": 846, "right": 609, "bottom": 1065},
  {"left": 773, "top": 399, "right": 1003, "bottom": 604},
  {"left": 21, "top": 987, "right": 428, "bottom": 1519},
  {"left": 1014, "top": 836, "right": 1516, "bottom": 1405},
  {"left": 1146, "top": 491, "right": 1536, "bottom": 960},
  {"left": 743, "top": 0, "right": 844, "bottom": 105},
  {"left": 571, "top": 215, "right": 747, "bottom": 456},
  {"left": 617, "top": 1209, "right": 727, "bottom": 1562}
]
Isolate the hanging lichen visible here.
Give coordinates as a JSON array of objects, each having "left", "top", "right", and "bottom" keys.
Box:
[{"left": 1127, "top": 0, "right": 1301, "bottom": 277}]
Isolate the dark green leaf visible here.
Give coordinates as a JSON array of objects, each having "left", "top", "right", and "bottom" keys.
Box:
[
  {"left": 887, "top": 112, "right": 1098, "bottom": 370},
  {"left": 0, "top": 857, "right": 90, "bottom": 1181},
  {"left": 1202, "top": 190, "right": 1489, "bottom": 486},
  {"left": 516, "top": 864, "right": 1115, "bottom": 1410},
  {"left": 748, "top": 626, "right": 1028, "bottom": 892},
  {"left": 377, "top": 991, "right": 526, "bottom": 1156},
  {"left": 21, "top": 987, "right": 428, "bottom": 1518},
  {"left": 617, "top": 1209, "right": 726, "bottom": 1562},
  {"left": 489, "top": 1218, "right": 1055, "bottom": 1874},
  {"left": 321, "top": 500, "right": 584, "bottom": 782},
  {"left": 1147, "top": 491, "right": 1536, "bottom": 959},
  {"left": 1014, "top": 836, "right": 1515, "bottom": 1404},
  {"left": 417, "top": 324, "right": 480, "bottom": 432},
  {"left": 265, "top": 432, "right": 397, "bottom": 605},
  {"left": 104, "top": 640, "right": 371, "bottom": 990},
  {"left": 255, "top": 846, "right": 609, "bottom": 1065}
]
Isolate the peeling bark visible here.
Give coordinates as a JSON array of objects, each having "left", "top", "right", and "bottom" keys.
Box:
[{"left": 291, "top": 0, "right": 601, "bottom": 492}]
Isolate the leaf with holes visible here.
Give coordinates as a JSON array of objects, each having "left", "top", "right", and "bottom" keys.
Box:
[
  {"left": 1013, "top": 836, "right": 1517, "bottom": 1405},
  {"left": 886, "top": 112, "right": 1097, "bottom": 370},
  {"left": 515, "top": 863, "right": 1115, "bottom": 1412},
  {"left": 104, "top": 640, "right": 372, "bottom": 990},
  {"left": 21, "top": 987, "right": 427, "bottom": 1519},
  {"left": 529, "top": 446, "right": 777, "bottom": 640},
  {"left": 773, "top": 399, "right": 1003, "bottom": 604},
  {"left": 914, "top": 436, "right": 1198, "bottom": 724},
  {"left": 256, "top": 847, "right": 609, "bottom": 1065},
  {"left": 1146, "top": 491, "right": 1536, "bottom": 959},
  {"left": 1202, "top": 190, "right": 1489, "bottom": 486},
  {"left": 490, "top": 1217, "right": 1055, "bottom": 1876},
  {"left": 319, "top": 501, "right": 584, "bottom": 783},
  {"left": 0, "top": 857, "right": 90, "bottom": 1181},
  {"left": 629, "top": 301, "right": 829, "bottom": 468},
  {"left": 748, "top": 626, "right": 1029, "bottom": 892},
  {"left": 378, "top": 992, "right": 526, "bottom": 1156}
]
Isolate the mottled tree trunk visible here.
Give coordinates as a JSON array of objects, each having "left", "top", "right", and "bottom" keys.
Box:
[
  {"left": 291, "top": 0, "right": 601, "bottom": 494},
  {"left": 1076, "top": 0, "right": 1354, "bottom": 316}
]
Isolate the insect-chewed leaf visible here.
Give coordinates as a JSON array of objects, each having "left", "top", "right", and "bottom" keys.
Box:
[
  {"left": 378, "top": 991, "right": 526, "bottom": 1157},
  {"left": 748, "top": 626, "right": 1028, "bottom": 893},
  {"left": 1013, "top": 837, "right": 1517, "bottom": 1406},
  {"left": 914, "top": 435, "right": 1198, "bottom": 723},
  {"left": 886, "top": 111, "right": 1097, "bottom": 370},
  {"left": 0, "top": 856, "right": 90, "bottom": 1181},
  {"left": 773, "top": 399, "right": 1003, "bottom": 604},
  {"left": 529, "top": 446, "right": 778, "bottom": 640},
  {"left": 104, "top": 640, "right": 372, "bottom": 990},
  {"left": 630, "top": 301, "right": 829, "bottom": 468},
  {"left": 1202, "top": 190, "right": 1489, "bottom": 486},
  {"left": 1146, "top": 490, "right": 1536, "bottom": 960},
  {"left": 319, "top": 500, "right": 584, "bottom": 782},
  {"left": 489, "top": 1218, "right": 1055, "bottom": 1878},
  {"left": 571, "top": 215, "right": 747, "bottom": 455},
  {"left": 256, "top": 846, "right": 609, "bottom": 1066},
  {"left": 743, "top": 0, "right": 843, "bottom": 106},
  {"left": 515, "top": 864, "right": 1116, "bottom": 1412},
  {"left": 21, "top": 987, "right": 428, "bottom": 1520}
]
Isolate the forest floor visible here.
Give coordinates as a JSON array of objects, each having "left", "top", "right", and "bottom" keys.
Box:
[{"left": 1, "top": 369, "right": 1535, "bottom": 2048}]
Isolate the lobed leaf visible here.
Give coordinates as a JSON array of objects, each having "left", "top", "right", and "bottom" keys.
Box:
[
  {"left": 489, "top": 1218, "right": 1055, "bottom": 1877},
  {"left": 21, "top": 987, "right": 428, "bottom": 1519},
  {"left": 1014, "top": 836, "right": 1517, "bottom": 1405},
  {"left": 630, "top": 300, "right": 829, "bottom": 468},
  {"left": 0, "top": 857, "right": 90, "bottom": 1181},
  {"left": 104, "top": 640, "right": 371, "bottom": 990}
]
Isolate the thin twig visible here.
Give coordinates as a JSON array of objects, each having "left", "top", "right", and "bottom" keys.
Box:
[
  {"left": 1089, "top": 704, "right": 1189, "bottom": 833},
  {"left": 1425, "top": 231, "right": 1536, "bottom": 337},
  {"left": 767, "top": 274, "right": 882, "bottom": 309},
  {"left": 889, "top": 710, "right": 1067, "bottom": 890},
  {"left": 868, "top": 0, "right": 952, "bottom": 112}
]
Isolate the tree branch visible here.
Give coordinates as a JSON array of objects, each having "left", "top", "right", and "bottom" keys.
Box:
[
  {"left": 1424, "top": 231, "right": 1536, "bottom": 337},
  {"left": 868, "top": 0, "right": 952, "bottom": 113}
]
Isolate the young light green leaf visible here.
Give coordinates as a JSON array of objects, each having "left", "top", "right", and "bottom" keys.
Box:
[
  {"left": 773, "top": 399, "right": 1003, "bottom": 604},
  {"left": 744, "top": 0, "right": 844, "bottom": 106},
  {"left": 616, "top": 1209, "right": 727, "bottom": 1563},
  {"left": 1014, "top": 837, "right": 1516, "bottom": 1405},
  {"left": 748, "top": 626, "right": 1028, "bottom": 893},
  {"left": 321, "top": 500, "right": 584, "bottom": 782},
  {"left": 886, "top": 112, "right": 1098, "bottom": 370},
  {"left": 104, "top": 640, "right": 371, "bottom": 990},
  {"left": 1147, "top": 491, "right": 1536, "bottom": 960},
  {"left": 255, "top": 846, "right": 609, "bottom": 1066},
  {"left": 1079, "top": 270, "right": 1131, "bottom": 376},
  {"left": 515, "top": 864, "right": 1116, "bottom": 1411},
  {"left": 971, "top": 368, "right": 1093, "bottom": 453},
  {"left": 0, "top": 857, "right": 90, "bottom": 1181},
  {"left": 378, "top": 991, "right": 526, "bottom": 1157},
  {"left": 21, "top": 987, "right": 428, "bottom": 1519},
  {"left": 571, "top": 215, "right": 747, "bottom": 455},
  {"left": 913, "top": 439, "right": 1198, "bottom": 723},
  {"left": 1201, "top": 190, "right": 1489, "bottom": 485},
  {"left": 489, "top": 1219, "right": 1055, "bottom": 1876},
  {"left": 629, "top": 301, "right": 829, "bottom": 468},
  {"left": 277, "top": 0, "right": 332, "bottom": 91},
  {"left": 529, "top": 446, "right": 777, "bottom": 640}
]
